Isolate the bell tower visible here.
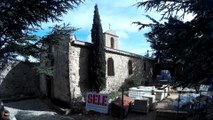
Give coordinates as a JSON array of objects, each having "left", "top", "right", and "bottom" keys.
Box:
[{"left": 103, "top": 29, "right": 119, "bottom": 49}]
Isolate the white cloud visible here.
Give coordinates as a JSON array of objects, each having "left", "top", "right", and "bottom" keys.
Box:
[
  {"left": 37, "top": 0, "right": 199, "bottom": 56},
  {"left": 129, "top": 49, "right": 149, "bottom": 55},
  {"left": 116, "top": 31, "right": 129, "bottom": 40},
  {"left": 124, "top": 45, "right": 152, "bottom": 55},
  {"left": 39, "top": 0, "right": 157, "bottom": 55},
  {"left": 40, "top": 0, "right": 155, "bottom": 31}
]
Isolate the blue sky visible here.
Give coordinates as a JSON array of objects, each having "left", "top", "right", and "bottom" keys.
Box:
[{"left": 38, "top": 0, "right": 194, "bottom": 55}]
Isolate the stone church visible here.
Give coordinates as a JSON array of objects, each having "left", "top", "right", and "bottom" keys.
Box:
[{"left": 39, "top": 29, "right": 155, "bottom": 104}]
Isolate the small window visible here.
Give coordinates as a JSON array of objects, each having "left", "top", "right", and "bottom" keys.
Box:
[
  {"left": 110, "top": 37, "right": 114, "bottom": 48},
  {"left": 144, "top": 62, "right": 146, "bottom": 71},
  {"left": 107, "top": 58, "right": 115, "bottom": 76},
  {"left": 128, "top": 60, "right": 133, "bottom": 75}
]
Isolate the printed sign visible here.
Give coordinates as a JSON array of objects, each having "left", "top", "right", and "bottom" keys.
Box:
[{"left": 86, "top": 92, "right": 108, "bottom": 113}]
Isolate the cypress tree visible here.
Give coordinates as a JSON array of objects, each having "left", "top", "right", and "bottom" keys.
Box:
[{"left": 90, "top": 4, "right": 106, "bottom": 92}]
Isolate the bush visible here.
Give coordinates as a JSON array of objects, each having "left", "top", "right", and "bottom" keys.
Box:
[
  {"left": 108, "top": 91, "right": 121, "bottom": 101},
  {"left": 120, "top": 75, "right": 148, "bottom": 90}
]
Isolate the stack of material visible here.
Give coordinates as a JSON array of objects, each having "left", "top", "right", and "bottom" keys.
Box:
[
  {"left": 138, "top": 86, "right": 153, "bottom": 95},
  {"left": 156, "top": 89, "right": 164, "bottom": 101},
  {"left": 111, "top": 96, "right": 133, "bottom": 118},
  {"left": 142, "top": 94, "right": 156, "bottom": 110},
  {"left": 161, "top": 85, "right": 170, "bottom": 97},
  {"left": 128, "top": 86, "right": 154, "bottom": 99},
  {"left": 131, "top": 98, "right": 149, "bottom": 113},
  {"left": 128, "top": 87, "right": 145, "bottom": 99},
  {"left": 128, "top": 86, "right": 157, "bottom": 112}
]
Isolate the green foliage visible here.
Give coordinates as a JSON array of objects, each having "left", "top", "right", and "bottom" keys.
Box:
[
  {"left": 36, "top": 63, "right": 54, "bottom": 76},
  {"left": 135, "top": 0, "right": 213, "bottom": 87},
  {"left": 41, "top": 24, "right": 76, "bottom": 45},
  {"left": 121, "top": 75, "right": 147, "bottom": 90},
  {"left": 0, "top": 0, "right": 84, "bottom": 69},
  {"left": 37, "top": 24, "right": 76, "bottom": 76},
  {"left": 108, "top": 91, "right": 121, "bottom": 101},
  {"left": 89, "top": 4, "right": 106, "bottom": 92}
]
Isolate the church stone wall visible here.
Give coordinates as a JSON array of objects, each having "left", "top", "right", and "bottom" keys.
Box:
[
  {"left": 68, "top": 40, "right": 154, "bottom": 99},
  {"left": 105, "top": 48, "right": 144, "bottom": 92},
  {"left": 69, "top": 41, "right": 90, "bottom": 99}
]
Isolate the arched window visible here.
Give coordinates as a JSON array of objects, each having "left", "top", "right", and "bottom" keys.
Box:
[
  {"left": 144, "top": 62, "right": 146, "bottom": 71},
  {"left": 110, "top": 37, "right": 114, "bottom": 48},
  {"left": 107, "top": 58, "right": 115, "bottom": 76},
  {"left": 128, "top": 60, "right": 133, "bottom": 75}
]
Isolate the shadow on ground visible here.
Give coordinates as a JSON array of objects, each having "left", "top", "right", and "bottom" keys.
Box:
[
  {"left": 4, "top": 99, "right": 74, "bottom": 120},
  {"left": 15, "top": 112, "right": 72, "bottom": 120},
  {"left": 4, "top": 99, "right": 50, "bottom": 111}
]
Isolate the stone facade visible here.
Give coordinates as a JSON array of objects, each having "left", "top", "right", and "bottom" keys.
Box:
[
  {"left": 67, "top": 41, "right": 154, "bottom": 98},
  {"left": 0, "top": 30, "right": 154, "bottom": 104},
  {"left": 105, "top": 48, "right": 144, "bottom": 92},
  {"left": 40, "top": 30, "right": 155, "bottom": 104},
  {"left": 69, "top": 41, "right": 91, "bottom": 99}
]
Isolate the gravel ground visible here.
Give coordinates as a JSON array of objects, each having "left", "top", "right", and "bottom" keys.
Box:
[
  {"left": 3, "top": 98, "right": 156, "bottom": 120},
  {"left": 4, "top": 99, "right": 74, "bottom": 120},
  {"left": 2, "top": 93, "right": 179, "bottom": 120},
  {"left": 70, "top": 111, "right": 156, "bottom": 120}
]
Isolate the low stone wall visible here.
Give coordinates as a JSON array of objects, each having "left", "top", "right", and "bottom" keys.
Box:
[{"left": 0, "top": 62, "right": 39, "bottom": 98}]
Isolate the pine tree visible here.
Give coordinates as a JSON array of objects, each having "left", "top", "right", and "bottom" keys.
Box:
[
  {"left": 0, "top": 0, "right": 84, "bottom": 69},
  {"left": 38, "top": 24, "right": 76, "bottom": 76},
  {"left": 90, "top": 4, "right": 106, "bottom": 92},
  {"left": 135, "top": 0, "right": 213, "bottom": 87}
]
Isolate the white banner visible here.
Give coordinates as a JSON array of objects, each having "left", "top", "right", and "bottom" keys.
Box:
[{"left": 86, "top": 92, "right": 108, "bottom": 114}]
